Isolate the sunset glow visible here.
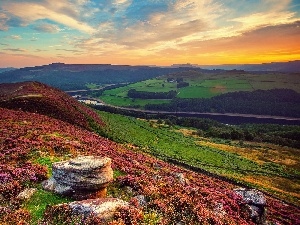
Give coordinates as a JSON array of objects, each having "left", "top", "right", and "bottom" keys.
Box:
[{"left": 0, "top": 0, "right": 299, "bottom": 67}]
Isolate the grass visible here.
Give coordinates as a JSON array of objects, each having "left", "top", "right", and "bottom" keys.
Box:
[
  {"left": 177, "top": 86, "right": 217, "bottom": 98},
  {"left": 100, "top": 95, "right": 171, "bottom": 107},
  {"left": 85, "top": 83, "right": 100, "bottom": 89},
  {"left": 97, "top": 71, "right": 300, "bottom": 107},
  {"left": 97, "top": 111, "right": 300, "bottom": 205},
  {"left": 34, "top": 156, "right": 62, "bottom": 176},
  {"left": 23, "top": 188, "right": 71, "bottom": 225}
]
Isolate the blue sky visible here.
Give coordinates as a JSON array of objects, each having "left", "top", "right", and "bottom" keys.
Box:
[{"left": 0, "top": 0, "right": 299, "bottom": 67}]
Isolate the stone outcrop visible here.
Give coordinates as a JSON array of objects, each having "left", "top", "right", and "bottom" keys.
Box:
[
  {"left": 234, "top": 188, "right": 267, "bottom": 225},
  {"left": 43, "top": 156, "right": 113, "bottom": 200},
  {"left": 69, "top": 198, "right": 128, "bottom": 221}
]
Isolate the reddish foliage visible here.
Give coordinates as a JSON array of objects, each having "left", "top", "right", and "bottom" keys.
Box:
[
  {"left": 0, "top": 207, "right": 31, "bottom": 225},
  {"left": 0, "top": 106, "right": 299, "bottom": 224},
  {"left": 0, "top": 81, "right": 104, "bottom": 130}
]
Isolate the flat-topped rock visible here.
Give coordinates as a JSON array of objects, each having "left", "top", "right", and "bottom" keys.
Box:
[
  {"left": 43, "top": 156, "right": 113, "bottom": 200},
  {"left": 60, "top": 156, "right": 111, "bottom": 170}
]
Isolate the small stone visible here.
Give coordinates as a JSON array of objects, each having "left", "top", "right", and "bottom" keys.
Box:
[
  {"left": 133, "top": 195, "right": 148, "bottom": 208},
  {"left": 124, "top": 186, "right": 133, "bottom": 194},
  {"left": 16, "top": 188, "right": 37, "bottom": 201},
  {"left": 152, "top": 174, "right": 162, "bottom": 181},
  {"left": 174, "top": 173, "right": 189, "bottom": 185},
  {"left": 153, "top": 163, "right": 162, "bottom": 170}
]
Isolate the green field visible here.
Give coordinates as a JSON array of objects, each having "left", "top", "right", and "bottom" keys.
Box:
[
  {"left": 101, "top": 95, "right": 171, "bottom": 107},
  {"left": 97, "top": 111, "right": 300, "bottom": 204},
  {"left": 177, "top": 78, "right": 253, "bottom": 98},
  {"left": 97, "top": 71, "right": 300, "bottom": 108}
]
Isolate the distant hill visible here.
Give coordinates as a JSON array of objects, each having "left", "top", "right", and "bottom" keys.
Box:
[
  {"left": 0, "top": 63, "right": 205, "bottom": 91},
  {"left": 200, "top": 60, "right": 300, "bottom": 72},
  {"left": 0, "top": 67, "right": 16, "bottom": 73},
  {"left": 0, "top": 81, "right": 103, "bottom": 130}
]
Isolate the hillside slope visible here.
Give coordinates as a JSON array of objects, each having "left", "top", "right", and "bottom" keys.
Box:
[
  {"left": 0, "top": 83, "right": 299, "bottom": 224},
  {"left": 0, "top": 81, "right": 103, "bottom": 130},
  {"left": 1, "top": 107, "right": 299, "bottom": 224}
]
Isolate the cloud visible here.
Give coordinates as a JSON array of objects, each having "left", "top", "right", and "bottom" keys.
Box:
[
  {"left": 1, "top": 0, "right": 300, "bottom": 67},
  {"left": 56, "top": 48, "right": 83, "bottom": 53},
  {"left": 231, "top": 11, "right": 297, "bottom": 30},
  {"left": 33, "top": 23, "right": 60, "bottom": 33},
  {"left": 228, "top": 0, "right": 298, "bottom": 31},
  {"left": 35, "top": 49, "right": 47, "bottom": 52},
  {"left": 3, "top": 48, "right": 26, "bottom": 52},
  {"left": 174, "top": 21, "right": 300, "bottom": 64},
  {"left": 113, "top": 0, "right": 131, "bottom": 6},
  {"left": 89, "top": 0, "right": 222, "bottom": 49},
  {"left": 30, "top": 37, "right": 38, "bottom": 41},
  {"left": 0, "top": 12, "right": 9, "bottom": 30},
  {"left": 1, "top": 0, "right": 95, "bottom": 33},
  {"left": 10, "top": 35, "right": 22, "bottom": 40}
]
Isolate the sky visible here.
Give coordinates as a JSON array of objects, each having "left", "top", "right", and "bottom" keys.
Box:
[{"left": 0, "top": 0, "right": 300, "bottom": 68}]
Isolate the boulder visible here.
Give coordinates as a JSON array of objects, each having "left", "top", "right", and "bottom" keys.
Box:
[
  {"left": 234, "top": 188, "right": 266, "bottom": 206},
  {"left": 43, "top": 156, "right": 113, "bottom": 200},
  {"left": 69, "top": 198, "right": 128, "bottom": 221},
  {"left": 234, "top": 188, "right": 267, "bottom": 225}
]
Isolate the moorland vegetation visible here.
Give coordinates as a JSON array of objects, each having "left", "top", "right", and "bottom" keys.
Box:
[{"left": 0, "top": 81, "right": 299, "bottom": 224}]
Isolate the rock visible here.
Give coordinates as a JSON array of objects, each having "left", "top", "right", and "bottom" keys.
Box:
[
  {"left": 43, "top": 156, "right": 113, "bottom": 200},
  {"left": 174, "top": 173, "right": 189, "bottom": 185},
  {"left": 124, "top": 186, "right": 134, "bottom": 194},
  {"left": 69, "top": 198, "right": 128, "bottom": 221},
  {"left": 234, "top": 188, "right": 266, "bottom": 206},
  {"left": 234, "top": 188, "right": 267, "bottom": 225},
  {"left": 132, "top": 195, "right": 148, "bottom": 208},
  {"left": 152, "top": 174, "right": 162, "bottom": 181},
  {"left": 153, "top": 163, "right": 162, "bottom": 170},
  {"left": 16, "top": 188, "right": 37, "bottom": 201},
  {"left": 43, "top": 177, "right": 73, "bottom": 195}
]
